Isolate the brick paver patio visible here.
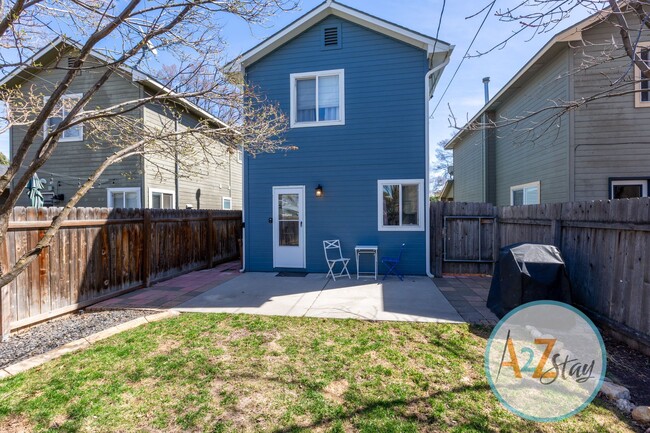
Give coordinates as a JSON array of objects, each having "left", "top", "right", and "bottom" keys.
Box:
[
  {"left": 90, "top": 261, "right": 241, "bottom": 310},
  {"left": 432, "top": 276, "right": 499, "bottom": 326}
]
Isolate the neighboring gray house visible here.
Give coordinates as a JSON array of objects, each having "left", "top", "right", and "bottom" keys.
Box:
[
  {"left": 1, "top": 39, "right": 242, "bottom": 210},
  {"left": 447, "top": 7, "right": 650, "bottom": 206}
]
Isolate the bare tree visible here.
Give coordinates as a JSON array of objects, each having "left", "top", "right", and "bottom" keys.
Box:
[
  {"left": 430, "top": 138, "right": 452, "bottom": 196},
  {"left": 451, "top": 0, "right": 650, "bottom": 137},
  {"left": 0, "top": 0, "right": 297, "bottom": 289}
]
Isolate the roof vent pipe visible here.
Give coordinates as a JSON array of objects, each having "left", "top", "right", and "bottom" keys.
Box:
[{"left": 482, "top": 77, "right": 490, "bottom": 104}]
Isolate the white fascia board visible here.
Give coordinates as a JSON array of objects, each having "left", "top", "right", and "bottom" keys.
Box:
[{"left": 229, "top": 1, "right": 452, "bottom": 72}]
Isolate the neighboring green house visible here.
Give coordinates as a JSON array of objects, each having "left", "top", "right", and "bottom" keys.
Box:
[
  {"left": 447, "top": 7, "right": 650, "bottom": 206},
  {"left": 1, "top": 38, "right": 241, "bottom": 210}
]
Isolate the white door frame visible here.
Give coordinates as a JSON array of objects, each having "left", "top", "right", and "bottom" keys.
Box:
[{"left": 272, "top": 186, "right": 306, "bottom": 268}]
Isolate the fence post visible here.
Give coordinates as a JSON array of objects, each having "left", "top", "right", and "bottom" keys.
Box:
[
  {"left": 0, "top": 283, "right": 9, "bottom": 341},
  {"left": 207, "top": 212, "right": 214, "bottom": 268},
  {"left": 550, "top": 219, "right": 562, "bottom": 248},
  {"left": 433, "top": 201, "right": 445, "bottom": 278},
  {"left": 143, "top": 209, "right": 152, "bottom": 287}
]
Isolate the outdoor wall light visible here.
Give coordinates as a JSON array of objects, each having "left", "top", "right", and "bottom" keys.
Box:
[{"left": 315, "top": 184, "right": 323, "bottom": 197}]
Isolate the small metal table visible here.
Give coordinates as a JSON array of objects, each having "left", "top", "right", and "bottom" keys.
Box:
[{"left": 355, "top": 245, "right": 378, "bottom": 280}]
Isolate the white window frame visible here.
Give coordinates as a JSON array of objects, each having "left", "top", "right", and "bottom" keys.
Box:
[
  {"left": 377, "top": 179, "right": 425, "bottom": 232},
  {"left": 149, "top": 188, "right": 176, "bottom": 209},
  {"left": 222, "top": 196, "right": 233, "bottom": 210},
  {"left": 107, "top": 187, "right": 142, "bottom": 208},
  {"left": 610, "top": 179, "right": 649, "bottom": 199},
  {"left": 290, "top": 69, "right": 345, "bottom": 128},
  {"left": 510, "top": 181, "right": 541, "bottom": 206},
  {"left": 43, "top": 93, "right": 84, "bottom": 142},
  {"left": 237, "top": 150, "right": 243, "bottom": 163},
  {"left": 635, "top": 42, "right": 650, "bottom": 108}
]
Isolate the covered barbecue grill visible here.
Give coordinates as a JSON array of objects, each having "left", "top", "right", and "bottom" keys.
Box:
[{"left": 487, "top": 243, "right": 572, "bottom": 318}]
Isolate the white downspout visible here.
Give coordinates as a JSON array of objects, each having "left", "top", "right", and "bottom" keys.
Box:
[
  {"left": 425, "top": 54, "right": 451, "bottom": 278},
  {"left": 240, "top": 144, "right": 246, "bottom": 272}
]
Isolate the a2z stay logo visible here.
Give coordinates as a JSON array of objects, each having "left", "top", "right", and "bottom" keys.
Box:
[
  {"left": 496, "top": 329, "right": 595, "bottom": 385},
  {"left": 497, "top": 330, "right": 557, "bottom": 382}
]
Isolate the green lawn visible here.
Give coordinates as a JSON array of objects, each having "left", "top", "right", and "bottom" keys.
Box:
[{"left": 0, "top": 314, "right": 638, "bottom": 432}]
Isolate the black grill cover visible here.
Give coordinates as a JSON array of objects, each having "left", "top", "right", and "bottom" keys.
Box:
[{"left": 487, "top": 243, "right": 572, "bottom": 318}]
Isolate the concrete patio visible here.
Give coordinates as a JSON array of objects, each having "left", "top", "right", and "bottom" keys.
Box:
[
  {"left": 92, "top": 263, "right": 465, "bottom": 323},
  {"left": 175, "top": 272, "right": 463, "bottom": 323}
]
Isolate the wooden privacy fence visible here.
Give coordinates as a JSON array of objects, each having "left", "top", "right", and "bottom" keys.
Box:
[
  {"left": 431, "top": 198, "right": 650, "bottom": 346},
  {"left": 0, "top": 207, "right": 242, "bottom": 337}
]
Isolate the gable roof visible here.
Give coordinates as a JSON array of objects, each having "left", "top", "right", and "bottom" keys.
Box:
[
  {"left": 0, "top": 37, "right": 229, "bottom": 129},
  {"left": 229, "top": 0, "right": 453, "bottom": 73},
  {"left": 445, "top": 7, "right": 614, "bottom": 150}
]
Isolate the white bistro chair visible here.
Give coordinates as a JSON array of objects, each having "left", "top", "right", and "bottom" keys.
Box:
[{"left": 323, "top": 240, "right": 351, "bottom": 281}]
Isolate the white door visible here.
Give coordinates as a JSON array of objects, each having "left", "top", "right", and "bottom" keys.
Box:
[{"left": 273, "top": 186, "right": 306, "bottom": 268}]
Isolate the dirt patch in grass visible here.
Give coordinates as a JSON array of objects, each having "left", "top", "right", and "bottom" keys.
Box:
[
  {"left": 323, "top": 379, "right": 349, "bottom": 404},
  {"left": 3, "top": 415, "right": 32, "bottom": 433}
]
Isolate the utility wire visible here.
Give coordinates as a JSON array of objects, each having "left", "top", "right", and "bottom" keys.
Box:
[
  {"left": 431, "top": 0, "right": 446, "bottom": 57},
  {"left": 431, "top": 0, "right": 497, "bottom": 118}
]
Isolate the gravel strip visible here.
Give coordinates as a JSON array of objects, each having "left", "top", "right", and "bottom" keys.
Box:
[{"left": 0, "top": 309, "right": 157, "bottom": 368}]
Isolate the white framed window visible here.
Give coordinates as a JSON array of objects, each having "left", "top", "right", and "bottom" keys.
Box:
[
  {"left": 377, "top": 179, "right": 424, "bottom": 231},
  {"left": 107, "top": 187, "right": 141, "bottom": 209},
  {"left": 43, "top": 93, "right": 84, "bottom": 141},
  {"left": 635, "top": 43, "right": 650, "bottom": 108},
  {"left": 610, "top": 179, "right": 649, "bottom": 199},
  {"left": 149, "top": 188, "right": 175, "bottom": 209},
  {"left": 510, "top": 181, "right": 540, "bottom": 206},
  {"left": 290, "top": 69, "right": 345, "bottom": 128},
  {"left": 222, "top": 197, "right": 233, "bottom": 210}
]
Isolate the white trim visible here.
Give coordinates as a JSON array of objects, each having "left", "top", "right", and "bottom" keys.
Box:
[
  {"left": 510, "top": 181, "right": 541, "bottom": 205},
  {"left": 149, "top": 188, "right": 176, "bottom": 209},
  {"left": 107, "top": 187, "right": 142, "bottom": 208},
  {"left": 222, "top": 196, "right": 233, "bottom": 210},
  {"left": 272, "top": 185, "right": 306, "bottom": 269},
  {"left": 228, "top": 1, "right": 451, "bottom": 72},
  {"left": 634, "top": 42, "right": 650, "bottom": 108},
  {"left": 290, "top": 69, "right": 345, "bottom": 128},
  {"left": 43, "top": 93, "right": 84, "bottom": 142},
  {"left": 611, "top": 179, "right": 649, "bottom": 198},
  {"left": 377, "top": 179, "right": 425, "bottom": 232}
]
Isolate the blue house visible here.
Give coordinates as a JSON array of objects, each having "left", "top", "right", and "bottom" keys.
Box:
[{"left": 232, "top": 0, "right": 453, "bottom": 276}]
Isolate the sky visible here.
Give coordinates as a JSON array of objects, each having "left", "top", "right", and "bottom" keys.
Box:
[{"left": 0, "top": 0, "right": 591, "bottom": 162}]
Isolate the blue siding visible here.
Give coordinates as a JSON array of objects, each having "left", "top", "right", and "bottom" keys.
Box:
[{"left": 244, "top": 16, "right": 429, "bottom": 275}]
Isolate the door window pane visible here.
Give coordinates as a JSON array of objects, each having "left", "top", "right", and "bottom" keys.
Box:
[
  {"left": 383, "top": 185, "right": 400, "bottom": 226},
  {"left": 278, "top": 193, "right": 299, "bottom": 247},
  {"left": 296, "top": 79, "right": 316, "bottom": 122},
  {"left": 318, "top": 75, "right": 339, "bottom": 121},
  {"left": 279, "top": 221, "right": 299, "bottom": 246}
]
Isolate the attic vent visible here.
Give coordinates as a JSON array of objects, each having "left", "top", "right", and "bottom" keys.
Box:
[
  {"left": 323, "top": 26, "right": 340, "bottom": 48},
  {"left": 67, "top": 57, "right": 78, "bottom": 68}
]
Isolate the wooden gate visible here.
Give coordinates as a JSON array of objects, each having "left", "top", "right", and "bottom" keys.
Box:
[{"left": 430, "top": 201, "right": 498, "bottom": 276}]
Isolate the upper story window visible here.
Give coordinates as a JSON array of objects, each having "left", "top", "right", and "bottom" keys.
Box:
[
  {"left": 510, "top": 181, "right": 540, "bottom": 206},
  {"left": 377, "top": 179, "right": 424, "bottom": 231},
  {"left": 635, "top": 43, "right": 650, "bottom": 107},
  {"left": 290, "top": 69, "right": 345, "bottom": 128},
  {"left": 43, "top": 93, "right": 84, "bottom": 142}
]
